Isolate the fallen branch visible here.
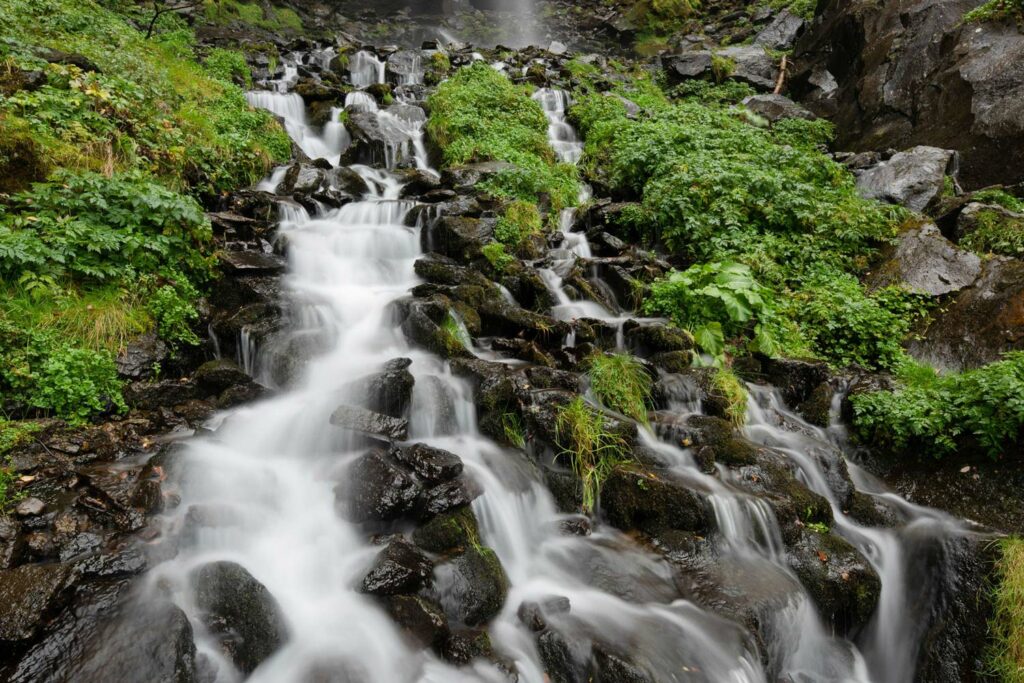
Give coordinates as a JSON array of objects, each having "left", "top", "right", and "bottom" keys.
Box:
[{"left": 774, "top": 55, "right": 788, "bottom": 95}]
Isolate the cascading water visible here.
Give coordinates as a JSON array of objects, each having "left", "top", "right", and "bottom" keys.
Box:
[{"left": 122, "top": 50, "right": 983, "bottom": 683}]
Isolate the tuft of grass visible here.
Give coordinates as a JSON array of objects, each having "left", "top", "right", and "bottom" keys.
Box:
[
  {"left": 986, "top": 537, "right": 1024, "bottom": 682},
  {"left": 502, "top": 412, "right": 526, "bottom": 449},
  {"left": 494, "top": 200, "right": 543, "bottom": 253},
  {"left": 554, "top": 397, "right": 630, "bottom": 514},
  {"left": 587, "top": 353, "right": 653, "bottom": 424},
  {"left": 712, "top": 368, "right": 748, "bottom": 426}
]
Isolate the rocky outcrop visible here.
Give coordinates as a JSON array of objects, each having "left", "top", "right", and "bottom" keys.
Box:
[
  {"left": 855, "top": 146, "right": 957, "bottom": 213},
  {"left": 792, "top": 0, "right": 1024, "bottom": 189},
  {"left": 867, "top": 223, "right": 981, "bottom": 296}
]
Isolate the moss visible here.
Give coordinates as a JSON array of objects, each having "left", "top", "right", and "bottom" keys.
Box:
[
  {"left": 0, "top": 115, "right": 49, "bottom": 194},
  {"left": 413, "top": 505, "right": 481, "bottom": 553}
]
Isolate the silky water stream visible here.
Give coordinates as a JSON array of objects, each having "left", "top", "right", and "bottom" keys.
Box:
[{"left": 129, "top": 64, "right": 980, "bottom": 683}]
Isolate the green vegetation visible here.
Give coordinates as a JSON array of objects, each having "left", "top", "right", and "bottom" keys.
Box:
[
  {"left": 501, "top": 412, "right": 526, "bottom": 449},
  {"left": 571, "top": 72, "right": 909, "bottom": 370},
  {"left": 426, "top": 63, "right": 579, "bottom": 210},
  {"left": 986, "top": 537, "right": 1024, "bottom": 682},
  {"left": 711, "top": 367, "right": 748, "bottom": 426},
  {"left": 963, "top": 0, "right": 1023, "bottom": 23},
  {"left": 961, "top": 207, "right": 1024, "bottom": 258},
  {"left": 425, "top": 51, "right": 451, "bottom": 86},
  {"left": 555, "top": 397, "right": 630, "bottom": 514},
  {"left": 494, "top": 200, "right": 544, "bottom": 253},
  {"left": 204, "top": 0, "right": 303, "bottom": 32},
  {"left": 852, "top": 354, "right": 1024, "bottom": 459},
  {"left": 0, "top": 0, "right": 291, "bottom": 423},
  {"left": 482, "top": 242, "right": 516, "bottom": 273},
  {"left": 587, "top": 353, "right": 653, "bottom": 424}
]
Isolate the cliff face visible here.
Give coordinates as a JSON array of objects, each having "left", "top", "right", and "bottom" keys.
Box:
[{"left": 791, "top": 0, "right": 1024, "bottom": 189}]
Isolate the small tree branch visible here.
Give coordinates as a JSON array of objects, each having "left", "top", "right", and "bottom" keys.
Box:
[{"left": 773, "top": 55, "right": 789, "bottom": 95}]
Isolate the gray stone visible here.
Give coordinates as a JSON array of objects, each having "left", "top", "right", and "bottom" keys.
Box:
[
  {"left": 330, "top": 405, "right": 409, "bottom": 441},
  {"left": 661, "top": 52, "right": 713, "bottom": 83},
  {"left": 116, "top": 332, "right": 169, "bottom": 380},
  {"left": 742, "top": 94, "right": 816, "bottom": 122},
  {"left": 754, "top": 9, "right": 805, "bottom": 50},
  {"left": 15, "top": 497, "right": 45, "bottom": 517},
  {"left": 855, "top": 146, "right": 957, "bottom": 213},
  {"left": 867, "top": 223, "right": 981, "bottom": 296},
  {"left": 281, "top": 162, "right": 326, "bottom": 194},
  {"left": 717, "top": 45, "right": 778, "bottom": 91}
]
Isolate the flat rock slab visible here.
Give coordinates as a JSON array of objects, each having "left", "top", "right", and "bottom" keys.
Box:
[
  {"left": 0, "top": 563, "right": 71, "bottom": 642},
  {"left": 330, "top": 404, "right": 409, "bottom": 441},
  {"left": 218, "top": 250, "right": 287, "bottom": 274},
  {"left": 856, "top": 146, "right": 956, "bottom": 213}
]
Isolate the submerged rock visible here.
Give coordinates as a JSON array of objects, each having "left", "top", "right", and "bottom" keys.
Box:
[{"left": 192, "top": 561, "right": 288, "bottom": 675}]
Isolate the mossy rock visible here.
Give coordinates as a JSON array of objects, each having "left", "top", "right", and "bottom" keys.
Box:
[{"left": 413, "top": 505, "right": 481, "bottom": 554}]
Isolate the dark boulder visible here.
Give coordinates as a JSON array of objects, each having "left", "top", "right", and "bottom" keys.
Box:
[
  {"left": 716, "top": 45, "right": 778, "bottom": 91},
  {"left": 440, "top": 162, "right": 516, "bottom": 193},
  {"left": 281, "top": 162, "right": 327, "bottom": 194},
  {"left": 341, "top": 110, "right": 418, "bottom": 168},
  {"left": 361, "top": 538, "right": 434, "bottom": 595},
  {"left": 600, "top": 467, "right": 708, "bottom": 537},
  {"left": 412, "top": 505, "right": 481, "bottom": 554},
  {"left": 116, "top": 333, "right": 169, "bottom": 380},
  {"left": 418, "top": 477, "right": 482, "bottom": 518},
  {"left": 394, "top": 443, "right": 463, "bottom": 485},
  {"left": 383, "top": 595, "right": 449, "bottom": 648},
  {"left": 192, "top": 561, "right": 288, "bottom": 675},
  {"left": 217, "top": 250, "right": 287, "bottom": 275},
  {"left": 661, "top": 52, "right": 713, "bottom": 84},
  {"left": 753, "top": 9, "right": 805, "bottom": 50},
  {"left": 435, "top": 545, "right": 510, "bottom": 627},
  {"left": 385, "top": 50, "right": 424, "bottom": 86},
  {"left": 340, "top": 449, "right": 423, "bottom": 523},
  {"left": 194, "top": 359, "right": 253, "bottom": 395},
  {"left": 0, "top": 563, "right": 71, "bottom": 644},
  {"left": 344, "top": 358, "right": 415, "bottom": 419},
  {"left": 421, "top": 215, "right": 494, "bottom": 262}
]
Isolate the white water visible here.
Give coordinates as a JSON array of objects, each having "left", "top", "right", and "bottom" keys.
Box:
[{"left": 128, "top": 58, "right": 979, "bottom": 683}]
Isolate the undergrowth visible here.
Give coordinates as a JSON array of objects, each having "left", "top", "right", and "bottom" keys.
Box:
[
  {"left": 426, "top": 63, "right": 579, "bottom": 210},
  {"left": 555, "top": 397, "right": 630, "bottom": 514}
]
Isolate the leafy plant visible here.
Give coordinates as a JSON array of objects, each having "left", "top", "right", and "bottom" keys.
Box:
[
  {"left": 587, "top": 353, "right": 653, "bottom": 424},
  {"left": 963, "top": 0, "right": 1023, "bottom": 23},
  {"left": 204, "top": 47, "right": 251, "bottom": 87},
  {"left": 852, "top": 353, "right": 1024, "bottom": 459},
  {"left": 555, "top": 397, "right": 630, "bottom": 514},
  {"left": 960, "top": 207, "right": 1024, "bottom": 258},
  {"left": 645, "top": 262, "right": 782, "bottom": 359},
  {"left": 482, "top": 242, "right": 515, "bottom": 273},
  {"left": 494, "top": 200, "right": 543, "bottom": 252}
]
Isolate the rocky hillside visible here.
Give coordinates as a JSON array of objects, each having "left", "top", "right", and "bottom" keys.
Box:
[{"left": 0, "top": 0, "right": 1023, "bottom": 681}]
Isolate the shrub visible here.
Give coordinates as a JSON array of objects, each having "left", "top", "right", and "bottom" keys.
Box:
[
  {"left": 204, "top": 48, "right": 252, "bottom": 87},
  {"left": 555, "top": 397, "right": 630, "bottom": 514},
  {"left": 851, "top": 353, "right": 1024, "bottom": 458},
  {"left": 426, "top": 63, "right": 579, "bottom": 209},
  {"left": 964, "top": 0, "right": 1023, "bottom": 23},
  {"left": 587, "top": 353, "right": 653, "bottom": 424},
  {"left": 482, "top": 242, "right": 515, "bottom": 273},
  {"left": 960, "top": 207, "right": 1024, "bottom": 258}
]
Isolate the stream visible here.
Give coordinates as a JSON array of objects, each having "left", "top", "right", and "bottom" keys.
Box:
[{"left": 128, "top": 48, "right": 985, "bottom": 683}]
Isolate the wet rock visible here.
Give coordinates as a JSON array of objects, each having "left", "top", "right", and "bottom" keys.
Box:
[
  {"left": 394, "top": 443, "right": 463, "bottom": 484},
  {"left": 15, "top": 497, "right": 45, "bottom": 517},
  {"left": 393, "top": 296, "right": 472, "bottom": 360},
  {"left": 909, "top": 258, "right": 1024, "bottom": 371},
  {"left": 0, "top": 563, "right": 71, "bottom": 643},
  {"left": 742, "top": 93, "right": 815, "bottom": 122},
  {"left": 536, "top": 628, "right": 583, "bottom": 683},
  {"left": 194, "top": 359, "right": 252, "bottom": 395},
  {"left": 217, "top": 250, "right": 287, "bottom": 275},
  {"left": 385, "top": 50, "right": 424, "bottom": 86},
  {"left": 281, "top": 162, "right": 327, "bottom": 194},
  {"left": 116, "top": 333, "right": 169, "bottom": 380},
  {"left": 342, "top": 449, "right": 422, "bottom": 523},
  {"left": 341, "top": 110, "right": 418, "bottom": 168},
  {"left": 69, "top": 599, "right": 196, "bottom": 683},
  {"left": 760, "top": 358, "right": 832, "bottom": 409},
  {"left": 435, "top": 545, "right": 510, "bottom": 627},
  {"left": 517, "top": 596, "right": 572, "bottom": 632},
  {"left": 855, "top": 146, "right": 957, "bottom": 213},
  {"left": 192, "top": 561, "right": 288, "bottom": 675},
  {"left": 419, "top": 477, "right": 482, "bottom": 518},
  {"left": 753, "top": 9, "right": 805, "bottom": 51},
  {"left": 330, "top": 405, "right": 409, "bottom": 441},
  {"left": 866, "top": 223, "right": 980, "bottom": 296},
  {"left": 384, "top": 595, "right": 449, "bottom": 648},
  {"left": 361, "top": 538, "right": 433, "bottom": 595},
  {"left": 344, "top": 358, "right": 415, "bottom": 419},
  {"left": 422, "top": 215, "right": 494, "bottom": 261},
  {"left": 787, "top": 529, "right": 881, "bottom": 635},
  {"left": 591, "top": 646, "right": 655, "bottom": 683},
  {"left": 398, "top": 168, "right": 441, "bottom": 197},
  {"left": 327, "top": 166, "right": 371, "bottom": 199},
  {"left": 123, "top": 379, "right": 200, "bottom": 411},
  {"left": 414, "top": 253, "right": 493, "bottom": 289},
  {"left": 661, "top": 52, "right": 713, "bottom": 84},
  {"left": 441, "top": 627, "right": 498, "bottom": 665},
  {"left": 412, "top": 505, "right": 480, "bottom": 554},
  {"left": 477, "top": 300, "right": 569, "bottom": 346},
  {"left": 601, "top": 467, "right": 709, "bottom": 537},
  {"left": 624, "top": 322, "right": 693, "bottom": 357}
]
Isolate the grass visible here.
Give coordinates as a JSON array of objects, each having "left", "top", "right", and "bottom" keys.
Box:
[
  {"left": 986, "top": 537, "right": 1024, "bottom": 682},
  {"left": 502, "top": 412, "right": 526, "bottom": 449},
  {"left": 494, "top": 200, "right": 544, "bottom": 253},
  {"left": 426, "top": 63, "right": 579, "bottom": 210},
  {"left": 555, "top": 397, "right": 630, "bottom": 514},
  {"left": 711, "top": 367, "right": 748, "bottom": 426},
  {"left": 587, "top": 353, "right": 653, "bottom": 424}
]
